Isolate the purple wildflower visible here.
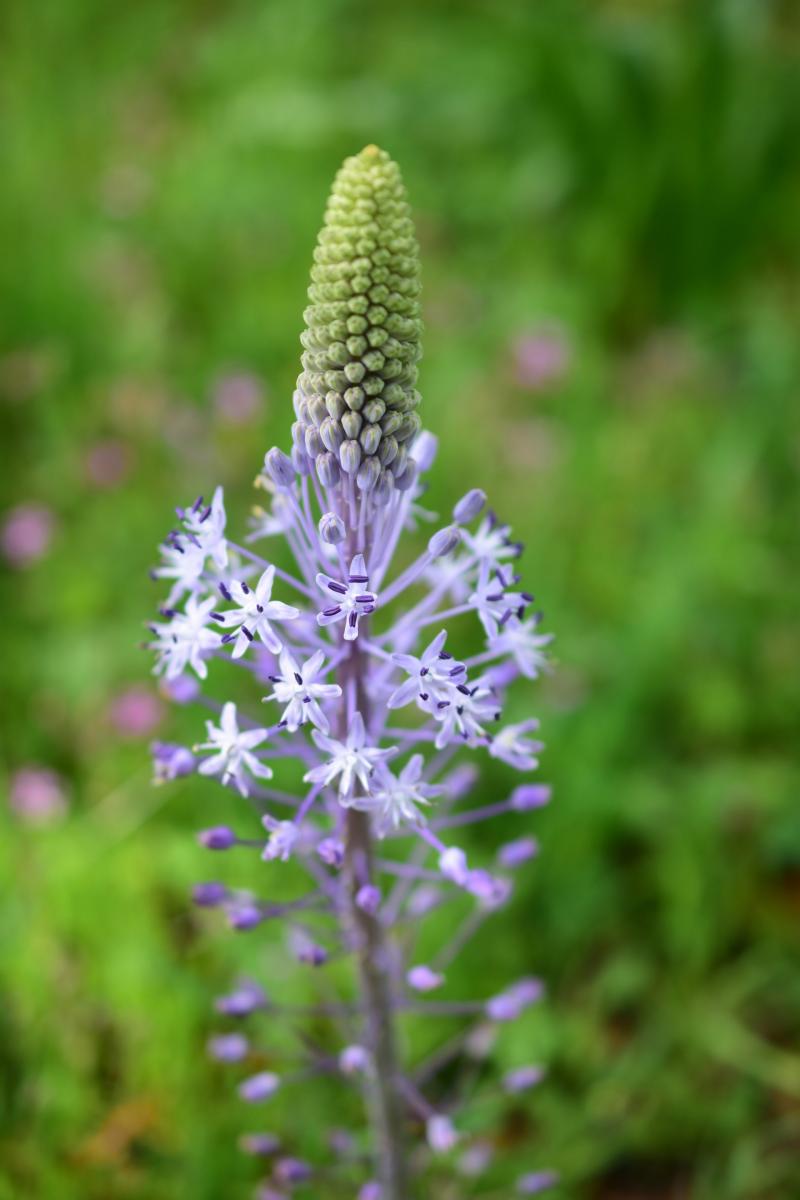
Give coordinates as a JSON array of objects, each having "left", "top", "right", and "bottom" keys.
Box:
[
  {"left": 1, "top": 503, "right": 54, "bottom": 568},
  {"left": 145, "top": 145, "right": 554, "bottom": 1198}
]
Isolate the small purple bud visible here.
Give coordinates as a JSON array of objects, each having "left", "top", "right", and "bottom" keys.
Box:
[
  {"left": 517, "top": 1170, "right": 559, "bottom": 1194},
  {"left": 316, "top": 451, "right": 340, "bottom": 487},
  {"left": 239, "top": 1132, "right": 281, "bottom": 1157},
  {"left": 503, "top": 1065, "right": 546, "bottom": 1093},
  {"left": 453, "top": 488, "right": 487, "bottom": 523},
  {"left": 394, "top": 459, "right": 418, "bottom": 492},
  {"left": 319, "top": 511, "right": 346, "bottom": 544},
  {"left": 255, "top": 1187, "right": 286, "bottom": 1200},
  {"left": 151, "top": 741, "right": 195, "bottom": 782},
  {"left": 238, "top": 1071, "right": 280, "bottom": 1102},
  {"left": 207, "top": 1033, "right": 249, "bottom": 1062},
  {"left": 292, "top": 444, "right": 311, "bottom": 475},
  {"left": 510, "top": 783, "right": 551, "bottom": 811},
  {"left": 407, "top": 965, "right": 444, "bottom": 992},
  {"left": 228, "top": 902, "right": 262, "bottom": 931},
  {"left": 427, "top": 1114, "right": 459, "bottom": 1153},
  {"left": 427, "top": 525, "right": 461, "bottom": 559},
  {"left": 275, "top": 1157, "right": 312, "bottom": 1184},
  {"left": 486, "top": 977, "right": 543, "bottom": 1021},
  {"left": 467, "top": 870, "right": 512, "bottom": 908},
  {"left": 499, "top": 836, "right": 539, "bottom": 869},
  {"left": 296, "top": 941, "right": 328, "bottom": 967},
  {"left": 198, "top": 825, "right": 237, "bottom": 850},
  {"left": 339, "top": 438, "right": 362, "bottom": 475},
  {"left": 358, "top": 1184, "right": 382, "bottom": 1200},
  {"left": 192, "top": 881, "right": 226, "bottom": 907},
  {"left": 339, "top": 1044, "right": 370, "bottom": 1075},
  {"left": 317, "top": 837, "right": 344, "bottom": 868},
  {"left": 264, "top": 447, "right": 295, "bottom": 487},
  {"left": 356, "top": 884, "right": 381, "bottom": 915},
  {"left": 215, "top": 981, "right": 267, "bottom": 1016}
]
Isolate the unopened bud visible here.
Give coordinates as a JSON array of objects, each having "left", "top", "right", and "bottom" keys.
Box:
[
  {"left": 428, "top": 525, "right": 461, "bottom": 559},
  {"left": 394, "top": 459, "right": 418, "bottom": 492},
  {"left": 316, "top": 452, "right": 340, "bottom": 488},
  {"left": 318, "top": 512, "right": 346, "bottom": 544},
  {"left": 339, "top": 439, "right": 362, "bottom": 475},
  {"left": 357, "top": 456, "right": 381, "bottom": 492},
  {"left": 264, "top": 447, "right": 295, "bottom": 488},
  {"left": 453, "top": 488, "right": 486, "bottom": 523}
]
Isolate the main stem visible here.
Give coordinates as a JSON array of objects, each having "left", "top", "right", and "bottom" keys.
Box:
[{"left": 341, "top": 594, "right": 409, "bottom": 1197}]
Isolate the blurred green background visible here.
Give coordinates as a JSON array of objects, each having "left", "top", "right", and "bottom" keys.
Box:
[{"left": 1, "top": 0, "right": 799, "bottom": 1196}]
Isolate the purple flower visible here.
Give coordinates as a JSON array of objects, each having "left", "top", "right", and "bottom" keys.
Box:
[
  {"left": 513, "top": 326, "right": 570, "bottom": 389},
  {"left": 85, "top": 439, "right": 130, "bottom": 489},
  {"left": 110, "top": 686, "right": 163, "bottom": 736},
  {"left": 1, "top": 503, "right": 53, "bottom": 568},
  {"left": 213, "top": 370, "right": 263, "bottom": 425},
  {"left": 8, "top": 766, "right": 67, "bottom": 823}
]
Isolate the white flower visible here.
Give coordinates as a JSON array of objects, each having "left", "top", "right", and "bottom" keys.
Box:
[
  {"left": 246, "top": 493, "right": 293, "bottom": 542},
  {"left": 488, "top": 719, "right": 543, "bottom": 771},
  {"left": 151, "top": 593, "right": 220, "bottom": 680},
  {"left": 152, "top": 538, "right": 207, "bottom": 606},
  {"left": 179, "top": 486, "right": 228, "bottom": 570},
  {"left": 305, "top": 712, "right": 396, "bottom": 800},
  {"left": 262, "top": 816, "right": 298, "bottom": 862},
  {"left": 152, "top": 488, "right": 229, "bottom": 605},
  {"left": 353, "top": 755, "right": 441, "bottom": 837},
  {"left": 488, "top": 617, "right": 552, "bottom": 679},
  {"left": 388, "top": 630, "right": 466, "bottom": 712},
  {"left": 462, "top": 512, "right": 521, "bottom": 570},
  {"left": 195, "top": 702, "right": 273, "bottom": 796},
  {"left": 468, "top": 561, "right": 532, "bottom": 639},
  {"left": 263, "top": 647, "right": 342, "bottom": 733},
  {"left": 432, "top": 679, "right": 500, "bottom": 750},
  {"left": 217, "top": 565, "right": 300, "bottom": 657},
  {"left": 316, "top": 554, "right": 377, "bottom": 641}
]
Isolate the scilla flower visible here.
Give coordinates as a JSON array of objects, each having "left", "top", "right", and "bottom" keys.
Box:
[{"left": 147, "top": 146, "right": 555, "bottom": 1198}]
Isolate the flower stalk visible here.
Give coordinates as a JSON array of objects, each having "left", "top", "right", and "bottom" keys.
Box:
[{"left": 147, "top": 146, "right": 556, "bottom": 1198}]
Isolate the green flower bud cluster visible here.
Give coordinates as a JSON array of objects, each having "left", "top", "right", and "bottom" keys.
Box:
[{"left": 294, "top": 145, "right": 423, "bottom": 498}]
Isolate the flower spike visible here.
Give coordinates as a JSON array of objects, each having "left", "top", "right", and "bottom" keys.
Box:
[{"left": 146, "top": 147, "right": 555, "bottom": 1198}]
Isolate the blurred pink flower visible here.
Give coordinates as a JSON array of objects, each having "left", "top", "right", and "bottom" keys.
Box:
[
  {"left": 110, "top": 686, "right": 163, "bottom": 736},
  {"left": 1, "top": 504, "right": 54, "bottom": 568},
  {"left": 9, "top": 766, "right": 67, "bottom": 824},
  {"left": 513, "top": 326, "right": 570, "bottom": 389},
  {"left": 213, "top": 371, "right": 264, "bottom": 426},
  {"left": 84, "top": 439, "right": 131, "bottom": 489}
]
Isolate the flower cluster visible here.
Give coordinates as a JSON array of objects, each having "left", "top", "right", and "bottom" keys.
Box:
[{"left": 146, "top": 146, "right": 555, "bottom": 1198}]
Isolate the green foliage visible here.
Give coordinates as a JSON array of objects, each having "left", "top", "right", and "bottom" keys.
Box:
[{"left": 1, "top": 1, "right": 799, "bottom": 1197}]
